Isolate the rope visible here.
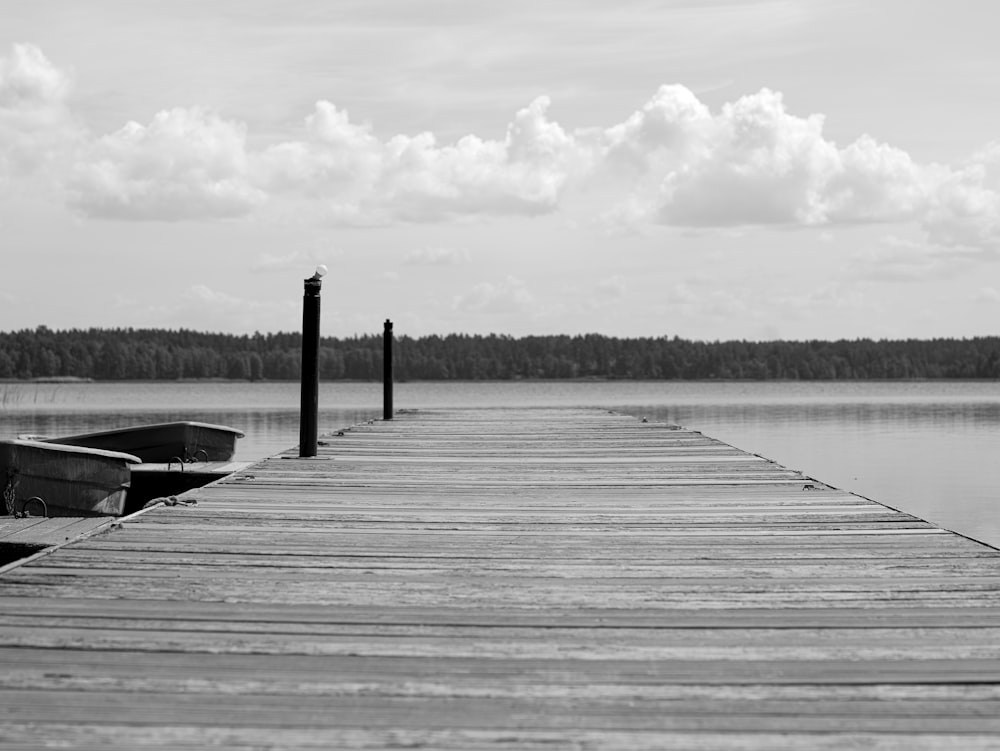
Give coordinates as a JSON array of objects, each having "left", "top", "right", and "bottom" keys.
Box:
[
  {"left": 141, "top": 496, "right": 198, "bottom": 509},
  {"left": 3, "top": 470, "right": 17, "bottom": 517},
  {"left": 3, "top": 472, "right": 47, "bottom": 517}
]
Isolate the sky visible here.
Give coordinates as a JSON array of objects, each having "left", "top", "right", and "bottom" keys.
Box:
[{"left": 1, "top": 0, "right": 999, "bottom": 341}]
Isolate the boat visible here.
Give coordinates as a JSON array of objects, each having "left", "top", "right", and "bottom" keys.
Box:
[
  {"left": 1, "top": 439, "right": 140, "bottom": 517},
  {"left": 42, "top": 421, "right": 245, "bottom": 463}
]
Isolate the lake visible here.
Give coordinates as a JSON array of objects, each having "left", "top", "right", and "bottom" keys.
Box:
[{"left": 2, "top": 379, "right": 999, "bottom": 549}]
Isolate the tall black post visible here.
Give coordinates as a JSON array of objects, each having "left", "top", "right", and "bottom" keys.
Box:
[
  {"left": 299, "top": 266, "right": 325, "bottom": 457},
  {"left": 383, "top": 318, "right": 394, "bottom": 420}
]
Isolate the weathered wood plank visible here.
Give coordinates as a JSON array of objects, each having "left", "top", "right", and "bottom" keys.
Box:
[
  {"left": 4, "top": 686, "right": 1000, "bottom": 734},
  {"left": 0, "top": 516, "right": 111, "bottom": 545},
  {"left": 0, "top": 726, "right": 997, "bottom": 751}
]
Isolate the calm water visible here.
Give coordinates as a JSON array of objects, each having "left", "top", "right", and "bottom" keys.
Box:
[{"left": 2, "top": 380, "right": 999, "bottom": 548}]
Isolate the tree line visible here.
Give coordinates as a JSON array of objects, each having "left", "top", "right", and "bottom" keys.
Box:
[{"left": 1, "top": 326, "right": 999, "bottom": 381}]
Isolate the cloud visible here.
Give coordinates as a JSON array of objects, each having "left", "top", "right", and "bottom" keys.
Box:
[
  {"left": 582, "top": 85, "right": 1000, "bottom": 255},
  {"left": 60, "top": 81, "right": 944, "bottom": 231},
  {"left": 254, "top": 97, "right": 580, "bottom": 223},
  {"left": 252, "top": 101, "right": 382, "bottom": 200},
  {"left": 603, "top": 85, "right": 713, "bottom": 169},
  {"left": 452, "top": 276, "right": 535, "bottom": 314},
  {"left": 69, "top": 107, "right": 266, "bottom": 220},
  {"left": 403, "top": 247, "right": 471, "bottom": 265},
  {"left": 0, "top": 44, "right": 79, "bottom": 177},
  {"left": 0, "top": 43, "right": 68, "bottom": 108},
  {"left": 594, "top": 86, "right": 931, "bottom": 229},
  {"left": 921, "top": 144, "right": 1000, "bottom": 253},
  {"left": 6, "top": 41, "right": 1000, "bottom": 252}
]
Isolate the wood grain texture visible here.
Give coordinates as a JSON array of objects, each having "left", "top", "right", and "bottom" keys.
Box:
[
  {"left": 0, "top": 516, "right": 111, "bottom": 546},
  {"left": 1, "top": 407, "right": 999, "bottom": 749}
]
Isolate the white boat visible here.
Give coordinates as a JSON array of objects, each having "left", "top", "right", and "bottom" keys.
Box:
[
  {"left": 1, "top": 439, "right": 140, "bottom": 517},
  {"left": 42, "top": 421, "right": 244, "bottom": 463}
]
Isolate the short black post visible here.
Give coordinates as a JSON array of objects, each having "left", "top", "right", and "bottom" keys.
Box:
[
  {"left": 299, "top": 266, "right": 326, "bottom": 457},
  {"left": 383, "top": 318, "right": 394, "bottom": 420}
]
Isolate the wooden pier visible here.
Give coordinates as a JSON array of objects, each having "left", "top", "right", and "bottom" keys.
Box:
[{"left": 2, "top": 407, "right": 1000, "bottom": 749}]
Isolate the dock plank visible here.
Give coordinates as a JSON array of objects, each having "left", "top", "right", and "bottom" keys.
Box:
[{"left": 1, "top": 407, "right": 999, "bottom": 748}]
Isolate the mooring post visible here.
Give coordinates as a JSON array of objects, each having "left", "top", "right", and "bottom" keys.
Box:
[
  {"left": 299, "top": 265, "right": 326, "bottom": 457},
  {"left": 383, "top": 318, "right": 394, "bottom": 420}
]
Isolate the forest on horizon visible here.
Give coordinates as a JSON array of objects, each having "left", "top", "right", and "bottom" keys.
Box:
[{"left": 1, "top": 326, "right": 999, "bottom": 382}]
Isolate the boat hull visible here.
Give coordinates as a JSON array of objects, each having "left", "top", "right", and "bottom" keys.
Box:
[
  {"left": 1, "top": 440, "right": 140, "bottom": 517},
  {"left": 46, "top": 421, "right": 244, "bottom": 463}
]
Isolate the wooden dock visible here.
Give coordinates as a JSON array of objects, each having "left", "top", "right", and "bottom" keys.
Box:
[
  {"left": 2, "top": 407, "right": 1000, "bottom": 749},
  {"left": 0, "top": 516, "right": 113, "bottom": 564}
]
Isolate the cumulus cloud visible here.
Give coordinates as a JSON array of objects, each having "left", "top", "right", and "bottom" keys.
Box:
[
  {"left": 69, "top": 107, "right": 265, "bottom": 220},
  {"left": 68, "top": 83, "right": 945, "bottom": 231},
  {"left": 0, "top": 43, "right": 68, "bottom": 107},
  {"left": 921, "top": 144, "right": 1000, "bottom": 253},
  {"left": 602, "top": 85, "right": 713, "bottom": 169},
  {"left": 252, "top": 101, "right": 382, "bottom": 199},
  {"left": 594, "top": 86, "right": 932, "bottom": 229},
  {"left": 0, "top": 44, "right": 79, "bottom": 177},
  {"left": 263, "top": 86, "right": 930, "bottom": 233},
  {"left": 253, "top": 96, "right": 580, "bottom": 223},
  {"left": 6, "top": 41, "right": 1000, "bottom": 252}
]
